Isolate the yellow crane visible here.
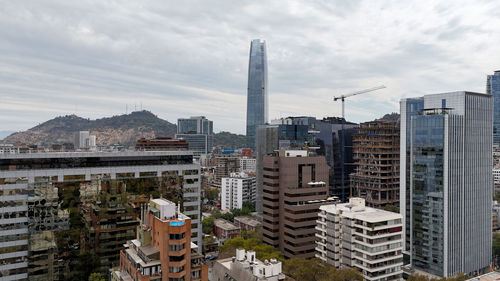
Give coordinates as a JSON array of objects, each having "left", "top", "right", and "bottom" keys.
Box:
[{"left": 333, "top": 85, "right": 386, "bottom": 202}]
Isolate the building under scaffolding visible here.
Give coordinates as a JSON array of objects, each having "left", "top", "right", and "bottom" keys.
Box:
[{"left": 350, "top": 120, "right": 400, "bottom": 208}]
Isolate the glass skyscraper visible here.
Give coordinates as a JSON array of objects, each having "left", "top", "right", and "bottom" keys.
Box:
[
  {"left": 401, "top": 92, "right": 492, "bottom": 277},
  {"left": 486, "top": 70, "right": 500, "bottom": 143},
  {"left": 246, "top": 39, "right": 268, "bottom": 149}
]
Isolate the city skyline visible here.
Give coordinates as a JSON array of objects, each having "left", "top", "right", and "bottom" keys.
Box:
[{"left": 2, "top": 1, "right": 500, "bottom": 134}]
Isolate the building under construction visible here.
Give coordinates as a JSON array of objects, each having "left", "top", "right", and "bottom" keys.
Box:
[{"left": 350, "top": 120, "right": 400, "bottom": 208}]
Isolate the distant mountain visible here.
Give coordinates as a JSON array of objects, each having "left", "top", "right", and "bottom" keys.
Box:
[
  {"left": 377, "top": 112, "right": 400, "bottom": 122},
  {"left": 213, "top": 131, "right": 247, "bottom": 149},
  {"left": 2, "top": 111, "right": 177, "bottom": 147}
]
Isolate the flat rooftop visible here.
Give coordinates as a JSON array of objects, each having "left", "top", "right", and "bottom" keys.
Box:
[
  {"left": 320, "top": 202, "right": 401, "bottom": 223},
  {"left": 234, "top": 216, "right": 261, "bottom": 227},
  {"left": 0, "top": 150, "right": 193, "bottom": 159},
  {"left": 467, "top": 272, "right": 500, "bottom": 281},
  {"left": 214, "top": 219, "right": 240, "bottom": 231}
]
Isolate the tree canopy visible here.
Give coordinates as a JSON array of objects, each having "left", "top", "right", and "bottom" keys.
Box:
[
  {"left": 218, "top": 234, "right": 281, "bottom": 261},
  {"left": 283, "top": 258, "right": 362, "bottom": 281}
]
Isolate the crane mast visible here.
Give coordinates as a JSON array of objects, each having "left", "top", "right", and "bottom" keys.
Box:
[{"left": 333, "top": 85, "right": 386, "bottom": 202}]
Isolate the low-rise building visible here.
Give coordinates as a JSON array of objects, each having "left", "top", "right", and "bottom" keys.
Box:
[
  {"left": 316, "top": 197, "right": 403, "bottom": 281},
  {"left": 234, "top": 216, "right": 261, "bottom": 232},
  {"left": 214, "top": 219, "right": 240, "bottom": 242},
  {"left": 221, "top": 172, "right": 256, "bottom": 210},
  {"left": 213, "top": 248, "right": 286, "bottom": 281},
  {"left": 113, "top": 198, "right": 208, "bottom": 281}
]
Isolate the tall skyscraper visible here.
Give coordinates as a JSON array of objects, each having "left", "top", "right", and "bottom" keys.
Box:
[
  {"left": 487, "top": 70, "right": 500, "bottom": 143},
  {"left": 246, "top": 39, "right": 268, "bottom": 150},
  {"left": 400, "top": 91, "right": 492, "bottom": 277}
]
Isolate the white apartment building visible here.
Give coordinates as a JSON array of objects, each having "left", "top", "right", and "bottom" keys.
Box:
[
  {"left": 213, "top": 248, "right": 286, "bottom": 281},
  {"left": 316, "top": 198, "right": 403, "bottom": 281},
  {"left": 221, "top": 172, "right": 256, "bottom": 210},
  {"left": 239, "top": 157, "right": 256, "bottom": 173},
  {"left": 0, "top": 144, "right": 19, "bottom": 154}
]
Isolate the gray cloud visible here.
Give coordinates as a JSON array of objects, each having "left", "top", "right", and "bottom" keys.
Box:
[{"left": 1, "top": 0, "right": 500, "bottom": 134}]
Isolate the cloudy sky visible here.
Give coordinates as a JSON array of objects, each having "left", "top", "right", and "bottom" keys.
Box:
[{"left": 1, "top": 0, "right": 499, "bottom": 134}]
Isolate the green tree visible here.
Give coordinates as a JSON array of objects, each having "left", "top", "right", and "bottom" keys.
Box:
[
  {"left": 205, "top": 188, "right": 219, "bottom": 202},
  {"left": 218, "top": 235, "right": 282, "bottom": 261},
  {"left": 283, "top": 258, "right": 362, "bottom": 281},
  {"left": 202, "top": 216, "right": 215, "bottom": 234},
  {"left": 383, "top": 204, "right": 400, "bottom": 213},
  {"left": 494, "top": 233, "right": 500, "bottom": 257},
  {"left": 88, "top": 272, "right": 105, "bottom": 281}
]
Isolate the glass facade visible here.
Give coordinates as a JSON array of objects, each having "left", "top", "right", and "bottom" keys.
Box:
[
  {"left": 177, "top": 116, "right": 213, "bottom": 135},
  {"left": 411, "top": 114, "right": 445, "bottom": 276},
  {"left": 403, "top": 92, "right": 492, "bottom": 277},
  {"left": 486, "top": 71, "right": 500, "bottom": 143},
  {"left": 246, "top": 39, "right": 268, "bottom": 149},
  {"left": 401, "top": 98, "right": 424, "bottom": 252}
]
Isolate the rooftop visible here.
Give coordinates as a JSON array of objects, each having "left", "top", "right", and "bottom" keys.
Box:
[
  {"left": 214, "top": 218, "right": 240, "bottom": 231},
  {"left": 467, "top": 272, "right": 500, "bottom": 281},
  {"left": 234, "top": 216, "right": 261, "bottom": 227},
  {"left": 0, "top": 150, "right": 194, "bottom": 159},
  {"left": 320, "top": 198, "right": 401, "bottom": 223}
]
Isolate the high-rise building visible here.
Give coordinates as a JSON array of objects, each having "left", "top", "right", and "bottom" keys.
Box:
[
  {"left": 177, "top": 116, "right": 213, "bottom": 135},
  {"left": 176, "top": 116, "right": 214, "bottom": 157},
  {"left": 399, "top": 97, "right": 424, "bottom": 253},
  {"left": 214, "top": 155, "right": 240, "bottom": 188},
  {"left": 246, "top": 39, "right": 268, "bottom": 150},
  {"left": 113, "top": 198, "right": 208, "bottom": 281},
  {"left": 0, "top": 151, "right": 203, "bottom": 279},
  {"left": 350, "top": 120, "right": 400, "bottom": 208},
  {"left": 487, "top": 70, "right": 500, "bottom": 143},
  {"left": 400, "top": 91, "right": 492, "bottom": 277},
  {"left": 74, "top": 131, "right": 97, "bottom": 150},
  {"left": 315, "top": 117, "right": 359, "bottom": 198},
  {"left": 316, "top": 198, "right": 403, "bottom": 281},
  {"left": 255, "top": 125, "right": 279, "bottom": 214},
  {"left": 221, "top": 172, "right": 256, "bottom": 210},
  {"left": 261, "top": 150, "right": 332, "bottom": 259}
]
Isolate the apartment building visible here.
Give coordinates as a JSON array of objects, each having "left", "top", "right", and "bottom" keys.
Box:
[
  {"left": 113, "top": 198, "right": 208, "bottom": 281},
  {"left": 213, "top": 248, "right": 286, "bottom": 281},
  {"left": 316, "top": 198, "right": 403, "bottom": 281},
  {"left": 221, "top": 172, "right": 256, "bottom": 210},
  {"left": 261, "top": 150, "right": 332, "bottom": 259}
]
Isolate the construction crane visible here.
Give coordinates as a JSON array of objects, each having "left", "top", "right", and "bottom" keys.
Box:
[{"left": 333, "top": 85, "right": 386, "bottom": 203}]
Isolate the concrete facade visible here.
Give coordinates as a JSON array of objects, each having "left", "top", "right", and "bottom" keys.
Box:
[
  {"left": 261, "top": 150, "right": 331, "bottom": 259},
  {"left": 316, "top": 198, "right": 403, "bottom": 281}
]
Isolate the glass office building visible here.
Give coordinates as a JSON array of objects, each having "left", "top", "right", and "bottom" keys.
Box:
[
  {"left": 0, "top": 151, "right": 202, "bottom": 280},
  {"left": 400, "top": 97, "right": 424, "bottom": 252},
  {"left": 401, "top": 92, "right": 492, "bottom": 277},
  {"left": 177, "top": 116, "right": 213, "bottom": 135},
  {"left": 486, "top": 71, "right": 500, "bottom": 143},
  {"left": 246, "top": 39, "right": 268, "bottom": 150}
]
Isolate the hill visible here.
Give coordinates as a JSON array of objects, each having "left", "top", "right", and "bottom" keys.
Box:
[
  {"left": 2, "top": 111, "right": 177, "bottom": 147},
  {"left": 377, "top": 112, "right": 400, "bottom": 122},
  {"left": 213, "top": 131, "right": 247, "bottom": 149}
]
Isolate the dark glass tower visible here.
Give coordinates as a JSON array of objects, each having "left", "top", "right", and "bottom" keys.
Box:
[
  {"left": 246, "top": 39, "right": 268, "bottom": 150},
  {"left": 486, "top": 70, "right": 500, "bottom": 143}
]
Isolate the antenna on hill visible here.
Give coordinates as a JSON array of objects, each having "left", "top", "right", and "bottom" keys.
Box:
[
  {"left": 141, "top": 102, "right": 143, "bottom": 111},
  {"left": 126, "top": 104, "right": 128, "bottom": 114}
]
